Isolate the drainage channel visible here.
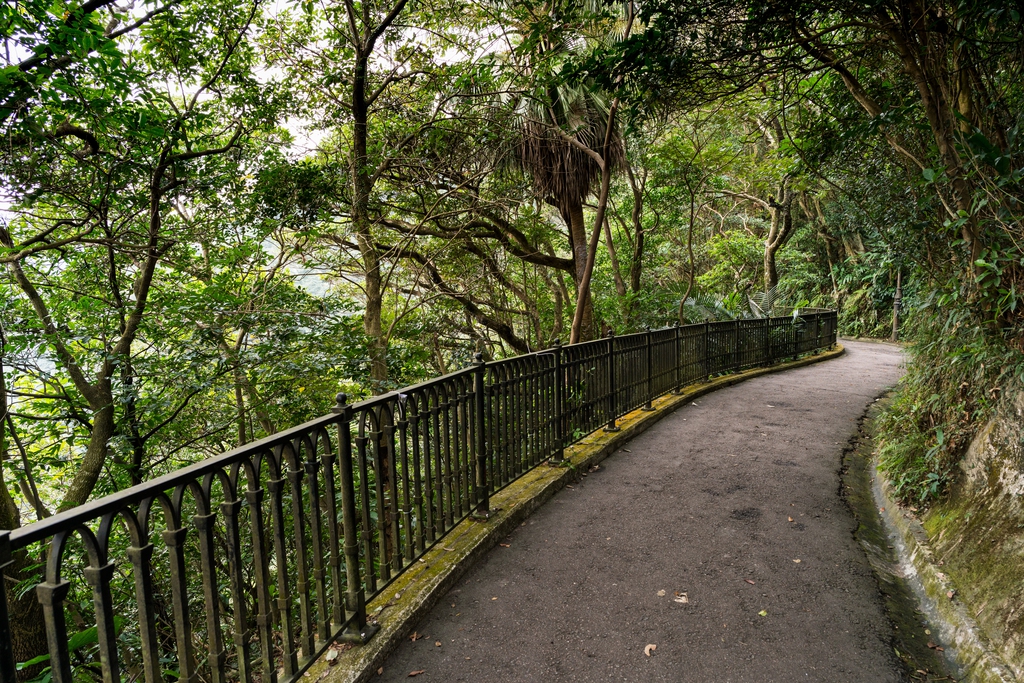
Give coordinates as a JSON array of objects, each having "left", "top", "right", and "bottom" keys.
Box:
[{"left": 841, "top": 397, "right": 958, "bottom": 682}]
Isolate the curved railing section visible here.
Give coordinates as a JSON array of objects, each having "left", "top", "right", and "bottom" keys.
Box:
[{"left": 0, "top": 311, "right": 836, "bottom": 683}]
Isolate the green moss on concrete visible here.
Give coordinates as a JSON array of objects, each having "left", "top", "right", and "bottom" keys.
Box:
[{"left": 921, "top": 488, "right": 1024, "bottom": 678}]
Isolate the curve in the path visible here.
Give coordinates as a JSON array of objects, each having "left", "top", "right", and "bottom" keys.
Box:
[{"left": 377, "top": 340, "right": 905, "bottom": 683}]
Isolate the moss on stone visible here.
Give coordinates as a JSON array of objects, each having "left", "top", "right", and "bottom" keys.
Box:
[{"left": 922, "top": 488, "right": 1024, "bottom": 677}]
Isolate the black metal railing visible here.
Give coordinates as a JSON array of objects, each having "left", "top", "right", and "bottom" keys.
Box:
[{"left": 0, "top": 311, "right": 836, "bottom": 683}]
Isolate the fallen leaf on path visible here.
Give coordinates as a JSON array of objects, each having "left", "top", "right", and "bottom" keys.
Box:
[
  {"left": 657, "top": 590, "right": 666, "bottom": 597},
  {"left": 644, "top": 644, "right": 657, "bottom": 656},
  {"left": 377, "top": 668, "right": 384, "bottom": 676},
  {"left": 491, "top": 597, "right": 498, "bottom": 601},
  {"left": 744, "top": 579, "right": 756, "bottom": 585},
  {"left": 325, "top": 650, "right": 339, "bottom": 665},
  {"left": 879, "top": 507, "right": 885, "bottom": 513},
  {"left": 674, "top": 593, "right": 688, "bottom": 603},
  {"left": 758, "top": 610, "right": 768, "bottom": 617},
  {"left": 622, "top": 449, "right": 631, "bottom": 453},
  {"left": 788, "top": 517, "right": 794, "bottom": 522},
  {"left": 946, "top": 590, "right": 955, "bottom": 599},
  {"left": 434, "top": 641, "right": 441, "bottom": 647},
  {"left": 443, "top": 547, "right": 455, "bottom": 552},
  {"left": 499, "top": 543, "right": 511, "bottom": 548},
  {"left": 793, "top": 559, "right": 801, "bottom": 563},
  {"left": 408, "top": 671, "right": 425, "bottom": 677},
  {"left": 409, "top": 632, "right": 423, "bottom": 642}
]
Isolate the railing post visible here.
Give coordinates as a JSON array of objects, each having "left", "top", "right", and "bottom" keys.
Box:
[
  {"left": 761, "top": 317, "right": 770, "bottom": 366},
  {"left": 333, "top": 393, "right": 378, "bottom": 644},
  {"left": 0, "top": 532, "right": 15, "bottom": 683},
  {"left": 791, "top": 315, "right": 799, "bottom": 361},
  {"left": 550, "top": 339, "right": 565, "bottom": 464},
  {"left": 733, "top": 320, "right": 740, "bottom": 371},
  {"left": 604, "top": 330, "right": 619, "bottom": 432},
  {"left": 472, "top": 353, "right": 495, "bottom": 519},
  {"left": 703, "top": 321, "right": 711, "bottom": 382},
  {"left": 643, "top": 325, "right": 655, "bottom": 411},
  {"left": 37, "top": 577, "right": 73, "bottom": 683},
  {"left": 672, "top": 322, "right": 681, "bottom": 394}
]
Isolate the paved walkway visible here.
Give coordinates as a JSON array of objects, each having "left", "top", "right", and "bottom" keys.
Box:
[{"left": 378, "top": 341, "right": 906, "bottom": 682}]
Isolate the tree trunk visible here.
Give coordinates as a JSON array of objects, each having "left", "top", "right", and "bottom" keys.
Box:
[
  {"left": 764, "top": 242, "right": 780, "bottom": 291},
  {"left": 569, "top": 105, "right": 619, "bottom": 344},
  {"left": 234, "top": 375, "right": 247, "bottom": 446},
  {"left": 59, "top": 387, "right": 115, "bottom": 512},
  {"left": 565, "top": 198, "right": 596, "bottom": 340},
  {"left": 625, "top": 160, "right": 645, "bottom": 300},
  {"left": 121, "top": 357, "right": 146, "bottom": 487},
  {"left": 352, "top": 55, "right": 388, "bottom": 393},
  {"left": 678, "top": 195, "right": 698, "bottom": 324},
  {"left": 763, "top": 184, "right": 794, "bottom": 293},
  {"left": 603, "top": 217, "right": 628, "bottom": 298}
]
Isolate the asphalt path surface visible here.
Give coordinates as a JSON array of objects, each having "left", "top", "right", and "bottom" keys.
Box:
[{"left": 378, "top": 341, "right": 906, "bottom": 682}]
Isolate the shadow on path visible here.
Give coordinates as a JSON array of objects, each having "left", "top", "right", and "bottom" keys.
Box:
[{"left": 377, "top": 341, "right": 906, "bottom": 682}]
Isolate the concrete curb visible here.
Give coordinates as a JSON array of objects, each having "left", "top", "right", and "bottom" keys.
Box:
[
  {"left": 839, "top": 336, "right": 905, "bottom": 347},
  {"left": 873, "top": 459, "right": 1019, "bottom": 681},
  {"left": 321, "top": 345, "right": 846, "bottom": 683}
]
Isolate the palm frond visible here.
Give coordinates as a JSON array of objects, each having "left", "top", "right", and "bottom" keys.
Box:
[
  {"left": 517, "top": 87, "right": 624, "bottom": 211},
  {"left": 748, "top": 285, "right": 780, "bottom": 318},
  {"left": 680, "top": 293, "right": 738, "bottom": 323}
]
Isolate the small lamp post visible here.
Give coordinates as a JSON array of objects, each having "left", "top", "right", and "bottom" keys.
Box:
[{"left": 891, "top": 270, "right": 903, "bottom": 342}]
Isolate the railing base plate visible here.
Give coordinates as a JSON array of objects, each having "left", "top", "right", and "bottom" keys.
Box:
[
  {"left": 338, "top": 622, "right": 379, "bottom": 645},
  {"left": 471, "top": 508, "right": 501, "bottom": 521}
]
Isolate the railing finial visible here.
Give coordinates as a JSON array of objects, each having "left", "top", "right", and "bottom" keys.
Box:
[{"left": 332, "top": 392, "right": 348, "bottom": 413}]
